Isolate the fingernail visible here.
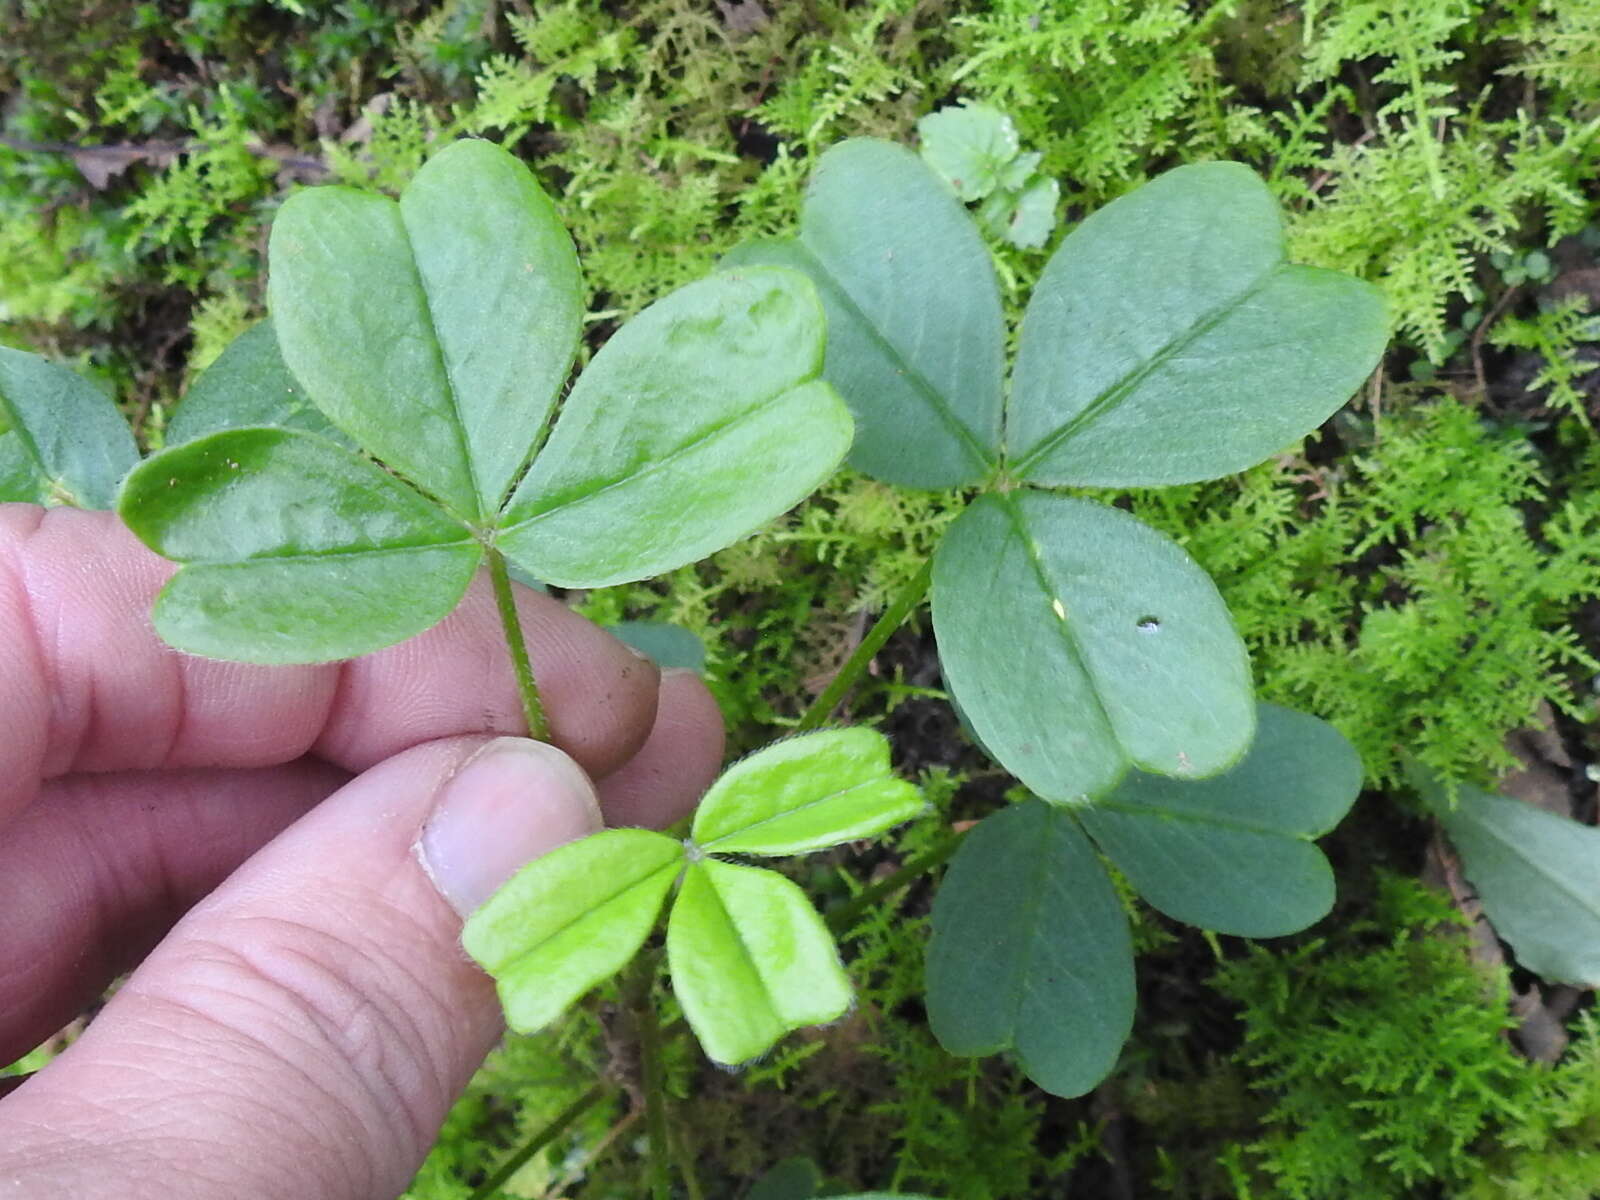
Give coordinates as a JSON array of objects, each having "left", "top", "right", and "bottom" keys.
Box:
[{"left": 419, "top": 738, "right": 603, "bottom": 917}]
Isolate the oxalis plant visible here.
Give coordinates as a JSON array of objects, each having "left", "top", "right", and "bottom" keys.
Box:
[
  {"left": 726, "top": 137, "right": 1391, "bottom": 1095},
  {"left": 0, "top": 139, "right": 950, "bottom": 1090}
]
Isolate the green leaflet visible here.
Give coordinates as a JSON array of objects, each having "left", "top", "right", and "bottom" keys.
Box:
[
  {"left": 122, "top": 141, "right": 851, "bottom": 664},
  {"left": 925, "top": 799, "right": 1134, "bottom": 1098},
  {"left": 691, "top": 728, "right": 925, "bottom": 856},
  {"left": 166, "top": 318, "right": 350, "bottom": 448},
  {"left": 500, "top": 269, "right": 852, "bottom": 588},
  {"left": 667, "top": 859, "right": 851, "bottom": 1066},
  {"left": 1421, "top": 772, "right": 1600, "bottom": 987},
  {"left": 932, "top": 491, "right": 1254, "bottom": 802},
  {"left": 464, "top": 829, "right": 684, "bottom": 1034},
  {"left": 1006, "top": 161, "right": 1389, "bottom": 487},
  {"left": 120, "top": 428, "right": 480, "bottom": 662},
  {"left": 0, "top": 346, "right": 138, "bottom": 509},
  {"left": 465, "top": 730, "right": 920, "bottom": 1065},
  {"left": 268, "top": 138, "right": 582, "bottom": 520},
  {"left": 1077, "top": 704, "right": 1362, "bottom": 937},
  {"left": 724, "top": 139, "right": 1004, "bottom": 489}
]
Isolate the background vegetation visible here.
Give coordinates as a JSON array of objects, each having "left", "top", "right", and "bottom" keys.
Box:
[{"left": 4, "top": 0, "right": 1600, "bottom": 1194}]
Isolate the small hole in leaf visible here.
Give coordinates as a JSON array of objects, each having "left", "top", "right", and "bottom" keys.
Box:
[{"left": 1136, "top": 616, "right": 1161, "bottom": 633}]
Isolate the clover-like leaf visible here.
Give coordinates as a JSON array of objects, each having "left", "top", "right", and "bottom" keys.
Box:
[
  {"left": 933, "top": 491, "right": 1254, "bottom": 802},
  {"left": 667, "top": 858, "right": 851, "bottom": 1066},
  {"left": 1077, "top": 704, "right": 1361, "bottom": 937},
  {"left": 499, "top": 268, "right": 851, "bottom": 588},
  {"left": 166, "top": 318, "right": 350, "bottom": 447},
  {"left": 463, "top": 828, "right": 685, "bottom": 1033},
  {"left": 0, "top": 346, "right": 138, "bottom": 509},
  {"left": 917, "top": 102, "right": 1021, "bottom": 202},
  {"left": 1005, "top": 161, "right": 1388, "bottom": 487},
  {"left": 1420, "top": 772, "right": 1600, "bottom": 987},
  {"left": 925, "top": 799, "right": 1134, "bottom": 1098},
  {"left": 724, "top": 139, "right": 1004, "bottom": 489},
  {"left": 690, "top": 729, "right": 924, "bottom": 856},
  {"left": 268, "top": 138, "right": 583, "bottom": 519},
  {"left": 119, "top": 428, "right": 481, "bottom": 662}
]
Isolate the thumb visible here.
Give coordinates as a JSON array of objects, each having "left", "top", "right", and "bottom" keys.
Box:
[{"left": 0, "top": 736, "right": 601, "bottom": 1199}]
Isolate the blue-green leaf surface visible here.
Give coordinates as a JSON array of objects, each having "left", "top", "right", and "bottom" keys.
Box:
[
  {"left": 724, "top": 139, "right": 1003, "bottom": 489},
  {"left": 1078, "top": 704, "right": 1361, "bottom": 936},
  {"left": 500, "top": 268, "right": 852, "bottom": 587},
  {"left": 1424, "top": 775, "right": 1600, "bottom": 987},
  {"left": 1006, "top": 161, "right": 1388, "bottom": 487},
  {"left": 120, "top": 428, "right": 480, "bottom": 662},
  {"left": 166, "top": 319, "right": 349, "bottom": 447},
  {"left": 932, "top": 491, "right": 1253, "bottom": 802},
  {"left": 925, "top": 799, "right": 1134, "bottom": 1097},
  {"left": 0, "top": 347, "right": 138, "bottom": 509}
]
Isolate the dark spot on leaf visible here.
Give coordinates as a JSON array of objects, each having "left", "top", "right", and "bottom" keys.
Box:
[{"left": 1136, "top": 616, "right": 1161, "bottom": 633}]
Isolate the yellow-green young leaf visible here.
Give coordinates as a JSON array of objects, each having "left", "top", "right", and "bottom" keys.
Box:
[
  {"left": 119, "top": 428, "right": 480, "bottom": 663},
  {"left": 0, "top": 347, "right": 138, "bottom": 509},
  {"left": 925, "top": 799, "right": 1134, "bottom": 1098},
  {"left": 166, "top": 319, "right": 350, "bottom": 448},
  {"left": 268, "top": 138, "right": 582, "bottom": 520},
  {"left": 499, "top": 268, "right": 852, "bottom": 588},
  {"left": 464, "top": 829, "right": 684, "bottom": 1033},
  {"left": 932, "top": 492, "right": 1253, "bottom": 803},
  {"left": 1006, "top": 161, "right": 1388, "bottom": 487},
  {"left": 723, "top": 139, "right": 1004, "bottom": 489},
  {"left": 1077, "top": 704, "right": 1361, "bottom": 937},
  {"left": 691, "top": 729, "right": 923, "bottom": 856},
  {"left": 667, "top": 860, "right": 850, "bottom": 1066}
]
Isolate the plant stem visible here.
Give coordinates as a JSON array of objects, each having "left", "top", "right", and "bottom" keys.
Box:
[
  {"left": 632, "top": 962, "right": 673, "bottom": 1200},
  {"left": 487, "top": 546, "right": 551, "bottom": 741},
  {"left": 827, "top": 825, "right": 969, "bottom": 933},
  {"left": 795, "top": 556, "right": 934, "bottom": 733},
  {"left": 466, "top": 1081, "right": 611, "bottom": 1200}
]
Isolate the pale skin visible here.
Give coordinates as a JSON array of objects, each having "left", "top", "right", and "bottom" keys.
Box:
[{"left": 0, "top": 505, "right": 727, "bottom": 1197}]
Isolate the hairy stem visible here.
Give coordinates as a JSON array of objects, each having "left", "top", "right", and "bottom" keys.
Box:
[
  {"left": 465, "top": 1081, "right": 611, "bottom": 1200},
  {"left": 487, "top": 546, "right": 551, "bottom": 742},
  {"left": 632, "top": 960, "right": 674, "bottom": 1200},
  {"left": 795, "top": 556, "right": 934, "bottom": 733},
  {"left": 827, "top": 825, "right": 968, "bottom": 933}
]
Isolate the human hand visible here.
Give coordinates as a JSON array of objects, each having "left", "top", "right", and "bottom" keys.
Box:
[{"left": 0, "top": 506, "right": 726, "bottom": 1197}]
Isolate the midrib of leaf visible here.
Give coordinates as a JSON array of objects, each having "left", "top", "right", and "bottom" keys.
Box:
[
  {"left": 698, "top": 776, "right": 891, "bottom": 851},
  {"left": 1008, "top": 268, "right": 1281, "bottom": 480},
  {"left": 182, "top": 536, "right": 479, "bottom": 566},
  {"left": 995, "top": 492, "right": 1119, "bottom": 780},
  {"left": 1005, "top": 808, "right": 1067, "bottom": 1037},
  {"left": 402, "top": 220, "right": 489, "bottom": 522},
  {"left": 1085, "top": 796, "right": 1315, "bottom": 841},
  {"left": 493, "top": 858, "right": 682, "bottom": 975},
  {"left": 503, "top": 383, "right": 808, "bottom": 531},
  {"left": 784, "top": 238, "right": 994, "bottom": 476},
  {"left": 1450, "top": 802, "right": 1600, "bottom": 923},
  {"left": 696, "top": 864, "right": 793, "bottom": 1033},
  {"left": 0, "top": 398, "right": 59, "bottom": 503}
]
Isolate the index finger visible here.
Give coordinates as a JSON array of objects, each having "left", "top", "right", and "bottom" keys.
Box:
[{"left": 0, "top": 505, "right": 662, "bottom": 826}]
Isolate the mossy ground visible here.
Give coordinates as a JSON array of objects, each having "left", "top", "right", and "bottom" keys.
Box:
[{"left": 6, "top": 1, "right": 1600, "bottom": 1195}]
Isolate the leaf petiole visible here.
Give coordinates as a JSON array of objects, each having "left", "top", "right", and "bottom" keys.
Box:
[{"left": 487, "top": 545, "right": 551, "bottom": 742}]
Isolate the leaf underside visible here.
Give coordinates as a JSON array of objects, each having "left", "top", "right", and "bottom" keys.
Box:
[
  {"left": 667, "top": 858, "right": 851, "bottom": 1066},
  {"left": 1077, "top": 703, "right": 1362, "bottom": 937},
  {"left": 932, "top": 490, "right": 1253, "bottom": 802},
  {"left": 463, "top": 828, "right": 685, "bottom": 1034},
  {"left": 724, "top": 138, "right": 1004, "bottom": 489},
  {"left": 925, "top": 799, "right": 1134, "bottom": 1097},
  {"left": 1430, "top": 776, "right": 1600, "bottom": 987},
  {"left": 691, "top": 728, "right": 924, "bottom": 856}
]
